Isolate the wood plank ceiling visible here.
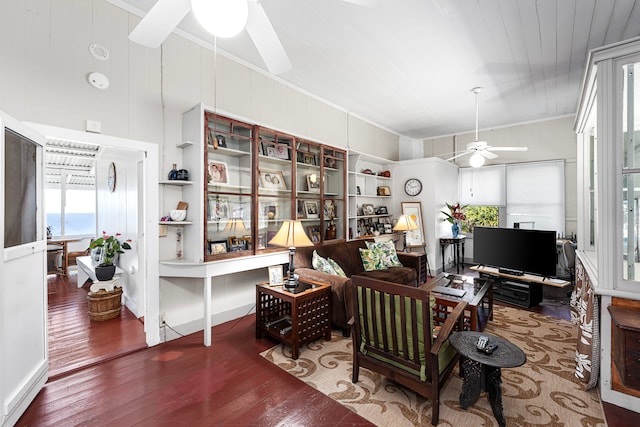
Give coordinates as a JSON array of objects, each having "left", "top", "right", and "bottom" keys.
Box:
[{"left": 111, "top": 0, "right": 640, "bottom": 138}]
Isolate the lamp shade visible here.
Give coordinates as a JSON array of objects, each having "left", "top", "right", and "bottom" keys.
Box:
[
  {"left": 393, "top": 214, "right": 419, "bottom": 232},
  {"left": 268, "top": 220, "right": 314, "bottom": 248},
  {"left": 223, "top": 218, "right": 248, "bottom": 235},
  {"left": 191, "top": 0, "right": 249, "bottom": 38}
]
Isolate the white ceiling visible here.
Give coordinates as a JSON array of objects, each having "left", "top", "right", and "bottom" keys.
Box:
[{"left": 111, "top": 0, "right": 640, "bottom": 139}]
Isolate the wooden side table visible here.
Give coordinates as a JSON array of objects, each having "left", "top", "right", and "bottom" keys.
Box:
[
  {"left": 450, "top": 331, "right": 526, "bottom": 427},
  {"left": 256, "top": 279, "right": 331, "bottom": 359},
  {"left": 439, "top": 236, "right": 465, "bottom": 273}
]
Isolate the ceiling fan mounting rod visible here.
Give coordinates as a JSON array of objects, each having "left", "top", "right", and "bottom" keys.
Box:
[{"left": 472, "top": 86, "right": 482, "bottom": 143}]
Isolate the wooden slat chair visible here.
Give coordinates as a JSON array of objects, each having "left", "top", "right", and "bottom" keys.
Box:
[{"left": 350, "top": 275, "right": 467, "bottom": 426}]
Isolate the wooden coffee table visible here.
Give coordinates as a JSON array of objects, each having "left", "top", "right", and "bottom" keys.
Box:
[
  {"left": 422, "top": 273, "right": 493, "bottom": 331},
  {"left": 255, "top": 278, "right": 331, "bottom": 359}
]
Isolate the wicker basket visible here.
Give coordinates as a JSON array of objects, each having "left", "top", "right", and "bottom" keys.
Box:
[{"left": 87, "top": 287, "right": 123, "bottom": 321}]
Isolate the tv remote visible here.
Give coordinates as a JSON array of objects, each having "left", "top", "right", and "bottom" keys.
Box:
[{"left": 280, "top": 325, "right": 292, "bottom": 335}]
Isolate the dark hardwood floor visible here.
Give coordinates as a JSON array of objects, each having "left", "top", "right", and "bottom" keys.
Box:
[{"left": 15, "top": 267, "right": 640, "bottom": 425}]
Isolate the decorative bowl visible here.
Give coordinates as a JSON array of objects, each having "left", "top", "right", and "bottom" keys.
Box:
[{"left": 170, "top": 210, "right": 187, "bottom": 221}]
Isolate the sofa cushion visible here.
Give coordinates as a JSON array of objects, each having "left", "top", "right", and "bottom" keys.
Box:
[
  {"left": 359, "top": 248, "right": 386, "bottom": 271},
  {"left": 312, "top": 250, "right": 338, "bottom": 275},
  {"left": 366, "top": 239, "right": 402, "bottom": 268},
  {"left": 327, "top": 258, "right": 347, "bottom": 277}
]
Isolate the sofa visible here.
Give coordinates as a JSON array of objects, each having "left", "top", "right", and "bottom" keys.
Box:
[{"left": 293, "top": 238, "right": 426, "bottom": 335}]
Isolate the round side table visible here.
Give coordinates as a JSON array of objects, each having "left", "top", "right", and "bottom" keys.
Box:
[{"left": 450, "top": 331, "right": 526, "bottom": 427}]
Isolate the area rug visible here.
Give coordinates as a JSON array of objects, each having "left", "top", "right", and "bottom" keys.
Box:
[{"left": 261, "top": 305, "right": 605, "bottom": 426}]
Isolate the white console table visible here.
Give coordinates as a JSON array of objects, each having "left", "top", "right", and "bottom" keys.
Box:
[
  {"left": 76, "top": 256, "right": 124, "bottom": 288},
  {"left": 159, "top": 251, "right": 289, "bottom": 347}
]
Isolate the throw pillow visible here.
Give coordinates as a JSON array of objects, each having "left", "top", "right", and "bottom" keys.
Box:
[
  {"left": 366, "top": 239, "right": 403, "bottom": 268},
  {"left": 312, "top": 250, "right": 337, "bottom": 275},
  {"left": 327, "top": 258, "right": 347, "bottom": 277},
  {"left": 359, "top": 248, "right": 386, "bottom": 271}
]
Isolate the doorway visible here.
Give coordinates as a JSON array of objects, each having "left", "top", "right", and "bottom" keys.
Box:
[{"left": 29, "top": 122, "right": 160, "bottom": 378}]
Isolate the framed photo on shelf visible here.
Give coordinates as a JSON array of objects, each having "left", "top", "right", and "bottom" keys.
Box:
[
  {"left": 323, "top": 200, "right": 336, "bottom": 219},
  {"left": 307, "top": 226, "right": 321, "bottom": 243},
  {"left": 268, "top": 265, "right": 284, "bottom": 286},
  {"left": 208, "top": 240, "right": 228, "bottom": 255},
  {"left": 296, "top": 152, "right": 304, "bottom": 162},
  {"left": 257, "top": 234, "right": 266, "bottom": 249},
  {"left": 275, "top": 144, "right": 289, "bottom": 160},
  {"left": 377, "top": 186, "right": 391, "bottom": 196},
  {"left": 376, "top": 206, "right": 388, "bottom": 215},
  {"left": 304, "top": 201, "right": 319, "bottom": 219},
  {"left": 297, "top": 200, "right": 306, "bottom": 219},
  {"left": 303, "top": 153, "right": 315, "bottom": 165},
  {"left": 263, "top": 205, "right": 277, "bottom": 220},
  {"left": 215, "top": 134, "right": 227, "bottom": 148},
  {"left": 266, "top": 146, "right": 276, "bottom": 158},
  {"left": 208, "top": 161, "right": 228, "bottom": 184},
  {"left": 259, "top": 169, "right": 287, "bottom": 190},
  {"left": 402, "top": 201, "right": 425, "bottom": 247},
  {"left": 306, "top": 174, "right": 320, "bottom": 193},
  {"left": 362, "top": 204, "right": 375, "bottom": 216},
  {"left": 266, "top": 230, "right": 277, "bottom": 246},
  {"left": 356, "top": 186, "right": 361, "bottom": 195},
  {"left": 324, "top": 156, "right": 337, "bottom": 169}
]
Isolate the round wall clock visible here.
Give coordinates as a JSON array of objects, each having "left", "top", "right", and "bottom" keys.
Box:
[
  {"left": 404, "top": 178, "right": 422, "bottom": 196},
  {"left": 107, "top": 162, "right": 116, "bottom": 193}
]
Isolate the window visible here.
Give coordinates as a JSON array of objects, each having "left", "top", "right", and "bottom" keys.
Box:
[
  {"left": 622, "top": 61, "right": 640, "bottom": 281},
  {"left": 506, "top": 161, "right": 565, "bottom": 234},
  {"left": 462, "top": 206, "right": 499, "bottom": 233},
  {"left": 45, "top": 169, "right": 96, "bottom": 238},
  {"left": 4, "top": 128, "right": 38, "bottom": 247}
]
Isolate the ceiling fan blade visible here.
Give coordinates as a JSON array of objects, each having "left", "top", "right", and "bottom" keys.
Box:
[
  {"left": 446, "top": 151, "right": 472, "bottom": 161},
  {"left": 487, "top": 146, "right": 528, "bottom": 152},
  {"left": 128, "top": 0, "right": 191, "bottom": 48},
  {"left": 246, "top": 1, "right": 292, "bottom": 74},
  {"left": 479, "top": 150, "right": 498, "bottom": 159}
]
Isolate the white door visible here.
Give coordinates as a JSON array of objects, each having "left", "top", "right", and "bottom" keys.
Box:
[{"left": 0, "top": 112, "right": 47, "bottom": 426}]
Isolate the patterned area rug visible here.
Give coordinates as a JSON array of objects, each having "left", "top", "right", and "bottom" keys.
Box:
[{"left": 261, "top": 305, "right": 605, "bottom": 426}]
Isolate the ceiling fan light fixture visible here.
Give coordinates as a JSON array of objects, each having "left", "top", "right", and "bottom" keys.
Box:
[
  {"left": 469, "top": 152, "right": 485, "bottom": 168},
  {"left": 191, "top": 0, "right": 248, "bottom": 38}
]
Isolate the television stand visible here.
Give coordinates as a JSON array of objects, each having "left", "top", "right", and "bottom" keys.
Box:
[{"left": 470, "top": 265, "right": 571, "bottom": 308}]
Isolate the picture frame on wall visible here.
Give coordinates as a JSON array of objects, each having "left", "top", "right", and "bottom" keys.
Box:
[{"left": 401, "top": 202, "right": 425, "bottom": 247}]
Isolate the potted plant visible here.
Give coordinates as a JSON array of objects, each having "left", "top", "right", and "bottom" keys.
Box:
[
  {"left": 88, "top": 231, "right": 132, "bottom": 281},
  {"left": 441, "top": 203, "right": 467, "bottom": 238}
]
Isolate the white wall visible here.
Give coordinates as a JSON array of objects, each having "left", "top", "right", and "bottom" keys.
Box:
[
  {"left": 392, "top": 157, "right": 460, "bottom": 274},
  {"left": 0, "top": 1, "right": 401, "bottom": 338},
  {"left": 96, "top": 148, "right": 143, "bottom": 315}
]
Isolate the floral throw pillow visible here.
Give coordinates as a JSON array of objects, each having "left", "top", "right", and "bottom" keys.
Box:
[
  {"left": 327, "top": 258, "right": 347, "bottom": 277},
  {"left": 366, "top": 239, "right": 403, "bottom": 268},
  {"left": 312, "top": 250, "right": 337, "bottom": 275},
  {"left": 359, "top": 248, "right": 386, "bottom": 271}
]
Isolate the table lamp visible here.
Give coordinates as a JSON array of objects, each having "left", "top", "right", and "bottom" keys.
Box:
[
  {"left": 268, "top": 220, "right": 314, "bottom": 289},
  {"left": 393, "top": 214, "right": 419, "bottom": 251}
]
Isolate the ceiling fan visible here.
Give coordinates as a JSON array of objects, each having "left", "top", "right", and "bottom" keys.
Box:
[
  {"left": 447, "top": 87, "right": 528, "bottom": 167},
  {"left": 128, "top": 0, "right": 375, "bottom": 75}
]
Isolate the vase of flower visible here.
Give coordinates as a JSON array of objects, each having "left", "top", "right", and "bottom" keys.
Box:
[
  {"left": 451, "top": 222, "right": 460, "bottom": 238},
  {"left": 441, "top": 202, "right": 467, "bottom": 237}
]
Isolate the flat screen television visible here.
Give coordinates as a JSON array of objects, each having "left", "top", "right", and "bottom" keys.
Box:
[{"left": 473, "top": 227, "right": 557, "bottom": 277}]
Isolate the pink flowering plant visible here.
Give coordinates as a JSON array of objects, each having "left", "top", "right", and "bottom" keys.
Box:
[
  {"left": 441, "top": 203, "right": 467, "bottom": 224},
  {"left": 89, "top": 231, "right": 132, "bottom": 266}
]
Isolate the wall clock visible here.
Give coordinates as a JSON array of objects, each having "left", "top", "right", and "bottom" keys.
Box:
[
  {"left": 107, "top": 162, "right": 116, "bottom": 193},
  {"left": 404, "top": 178, "right": 422, "bottom": 196}
]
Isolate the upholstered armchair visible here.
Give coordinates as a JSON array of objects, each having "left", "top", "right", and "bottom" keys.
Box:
[{"left": 350, "top": 275, "right": 467, "bottom": 426}]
